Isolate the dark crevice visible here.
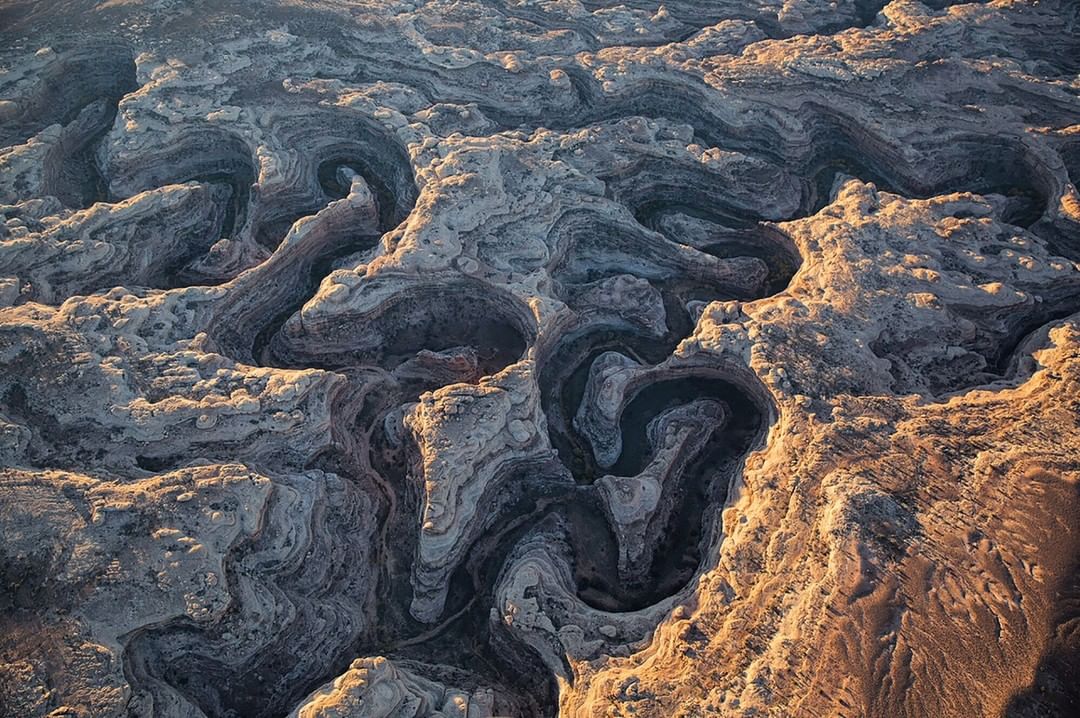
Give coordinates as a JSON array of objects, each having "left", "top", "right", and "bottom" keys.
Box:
[
  {"left": 979, "top": 303, "right": 1080, "bottom": 380},
  {"left": 248, "top": 233, "right": 384, "bottom": 365},
  {"left": 796, "top": 114, "right": 1052, "bottom": 228},
  {"left": 0, "top": 43, "right": 138, "bottom": 149},
  {"left": 263, "top": 279, "right": 533, "bottom": 379},
  {"left": 3, "top": 46, "right": 139, "bottom": 209}
]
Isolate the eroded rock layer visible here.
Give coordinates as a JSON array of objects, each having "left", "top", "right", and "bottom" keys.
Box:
[{"left": 1, "top": 1, "right": 1079, "bottom": 717}]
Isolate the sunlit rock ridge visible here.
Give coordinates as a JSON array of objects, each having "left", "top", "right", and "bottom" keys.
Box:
[{"left": 1, "top": 1, "right": 1079, "bottom": 716}]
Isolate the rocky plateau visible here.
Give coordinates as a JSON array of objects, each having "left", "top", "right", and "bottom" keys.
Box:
[{"left": 1, "top": 0, "right": 1080, "bottom": 716}]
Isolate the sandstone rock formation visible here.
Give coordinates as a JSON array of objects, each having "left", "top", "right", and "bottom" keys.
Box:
[{"left": 1, "top": 1, "right": 1079, "bottom": 716}]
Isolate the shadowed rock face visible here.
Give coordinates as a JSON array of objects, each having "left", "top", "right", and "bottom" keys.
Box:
[{"left": 3, "top": 2, "right": 1080, "bottom": 718}]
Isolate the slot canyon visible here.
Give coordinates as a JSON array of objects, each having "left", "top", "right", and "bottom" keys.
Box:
[{"left": 1, "top": 1, "right": 1079, "bottom": 717}]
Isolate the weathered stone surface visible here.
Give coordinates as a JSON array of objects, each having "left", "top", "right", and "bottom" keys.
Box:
[
  {"left": 289, "top": 656, "right": 494, "bottom": 718},
  {"left": 1, "top": 1, "right": 1079, "bottom": 716}
]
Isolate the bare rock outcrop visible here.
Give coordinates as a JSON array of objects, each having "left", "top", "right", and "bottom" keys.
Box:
[{"left": 2, "top": 1, "right": 1079, "bottom": 716}]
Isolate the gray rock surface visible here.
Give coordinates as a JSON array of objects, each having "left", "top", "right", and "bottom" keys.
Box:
[{"left": 2, "top": 1, "right": 1080, "bottom": 716}]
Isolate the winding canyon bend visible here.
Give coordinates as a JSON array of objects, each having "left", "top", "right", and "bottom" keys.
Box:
[{"left": 2, "top": 1, "right": 1080, "bottom": 716}]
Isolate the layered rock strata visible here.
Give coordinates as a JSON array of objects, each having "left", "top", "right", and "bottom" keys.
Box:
[{"left": 1, "top": 1, "right": 1079, "bottom": 717}]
